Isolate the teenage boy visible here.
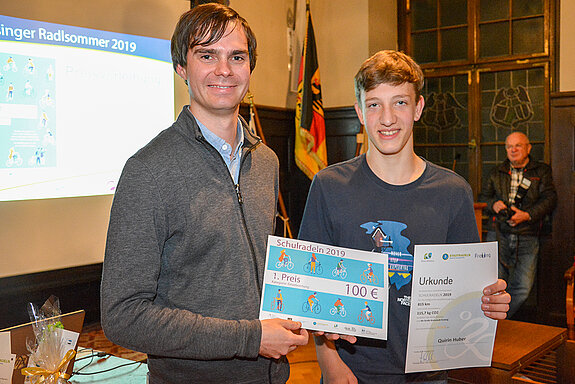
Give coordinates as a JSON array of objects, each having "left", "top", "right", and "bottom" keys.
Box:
[{"left": 298, "top": 50, "right": 510, "bottom": 383}]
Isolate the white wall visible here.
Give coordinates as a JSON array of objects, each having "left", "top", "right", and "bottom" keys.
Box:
[
  {"left": 234, "top": 0, "right": 396, "bottom": 108},
  {"left": 311, "top": 0, "right": 370, "bottom": 107}
]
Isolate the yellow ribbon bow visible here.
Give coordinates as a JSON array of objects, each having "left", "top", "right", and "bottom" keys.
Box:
[{"left": 21, "top": 349, "right": 76, "bottom": 384}]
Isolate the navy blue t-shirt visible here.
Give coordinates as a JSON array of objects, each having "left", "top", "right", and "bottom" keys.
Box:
[{"left": 298, "top": 155, "right": 479, "bottom": 383}]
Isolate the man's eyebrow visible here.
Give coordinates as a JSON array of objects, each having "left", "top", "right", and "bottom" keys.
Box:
[
  {"left": 230, "top": 49, "right": 248, "bottom": 56},
  {"left": 192, "top": 47, "right": 248, "bottom": 56},
  {"left": 192, "top": 47, "right": 217, "bottom": 54}
]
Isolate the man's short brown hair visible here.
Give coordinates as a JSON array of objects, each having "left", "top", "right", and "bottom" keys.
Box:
[
  {"left": 354, "top": 50, "right": 424, "bottom": 106},
  {"left": 171, "top": 3, "right": 257, "bottom": 73}
]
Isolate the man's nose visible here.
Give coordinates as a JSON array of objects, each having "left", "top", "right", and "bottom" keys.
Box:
[{"left": 215, "top": 59, "right": 232, "bottom": 76}]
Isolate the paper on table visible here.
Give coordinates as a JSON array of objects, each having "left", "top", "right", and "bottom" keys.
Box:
[{"left": 0, "top": 332, "right": 15, "bottom": 383}]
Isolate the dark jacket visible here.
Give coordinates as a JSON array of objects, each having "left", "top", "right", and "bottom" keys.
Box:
[
  {"left": 479, "top": 156, "right": 557, "bottom": 236},
  {"left": 101, "top": 107, "right": 286, "bottom": 384}
]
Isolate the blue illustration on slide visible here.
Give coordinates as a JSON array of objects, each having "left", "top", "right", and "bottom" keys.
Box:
[
  {"left": 360, "top": 221, "right": 414, "bottom": 289},
  {"left": 0, "top": 53, "right": 56, "bottom": 169},
  {"left": 264, "top": 284, "right": 384, "bottom": 329}
]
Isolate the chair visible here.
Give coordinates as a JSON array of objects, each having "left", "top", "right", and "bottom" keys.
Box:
[{"left": 565, "top": 259, "right": 575, "bottom": 340}]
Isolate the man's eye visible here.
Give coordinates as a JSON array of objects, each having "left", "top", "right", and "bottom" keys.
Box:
[
  {"left": 232, "top": 55, "right": 246, "bottom": 61},
  {"left": 397, "top": 100, "right": 407, "bottom": 106},
  {"left": 367, "top": 103, "right": 378, "bottom": 108}
]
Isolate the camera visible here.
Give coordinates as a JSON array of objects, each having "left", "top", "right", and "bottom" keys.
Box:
[
  {"left": 497, "top": 177, "right": 531, "bottom": 222},
  {"left": 497, "top": 207, "right": 513, "bottom": 222}
]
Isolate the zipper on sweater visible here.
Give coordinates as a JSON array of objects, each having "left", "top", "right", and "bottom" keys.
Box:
[
  {"left": 236, "top": 142, "right": 262, "bottom": 294},
  {"left": 198, "top": 135, "right": 263, "bottom": 294},
  {"left": 235, "top": 183, "right": 243, "bottom": 204}
]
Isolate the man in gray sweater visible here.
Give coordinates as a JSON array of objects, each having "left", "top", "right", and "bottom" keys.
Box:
[{"left": 100, "top": 4, "right": 308, "bottom": 383}]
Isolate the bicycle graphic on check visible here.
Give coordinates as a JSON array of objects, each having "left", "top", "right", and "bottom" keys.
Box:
[
  {"left": 270, "top": 288, "right": 284, "bottom": 312},
  {"left": 358, "top": 302, "right": 375, "bottom": 324},
  {"left": 304, "top": 253, "right": 323, "bottom": 275},
  {"left": 275, "top": 259, "right": 294, "bottom": 270},
  {"left": 302, "top": 293, "right": 321, "bottom": 314},
  {"left": 276, "top": 249, "right": 294, "bottom": 270},
  {"left": 360, "top": 263, "right": 379, "bottom": 284},
  {"left": 329, "top": 306, "right": 346, "bottom": 317},
  {"left": 332, "top": 259, "right": 347, "bottom": 279}
]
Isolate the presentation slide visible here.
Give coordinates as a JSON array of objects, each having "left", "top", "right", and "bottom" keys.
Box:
[{"left": 0, "top": 15, "right": 175, "bottom": 201}]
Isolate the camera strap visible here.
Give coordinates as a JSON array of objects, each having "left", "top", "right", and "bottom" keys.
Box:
[{"left": 509, "top": 167, "right": 531, "bottom": 204}]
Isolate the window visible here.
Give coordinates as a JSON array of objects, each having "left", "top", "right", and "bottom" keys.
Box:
[{"left": 400, "top": 0, "right": 553, "bottom": 194}]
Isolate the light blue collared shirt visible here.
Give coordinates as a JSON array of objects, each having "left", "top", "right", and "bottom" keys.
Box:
[{"left": 195, "top": 117, "right": 244, "bottom": 184}]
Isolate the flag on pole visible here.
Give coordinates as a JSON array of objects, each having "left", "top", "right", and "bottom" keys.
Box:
[{"left": 295, "top": 3, "right": 327, "bottom": 180}]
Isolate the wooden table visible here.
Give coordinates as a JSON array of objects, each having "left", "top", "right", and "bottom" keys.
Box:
[{"left": 448, "top": 320, "right": 567, "bottom": 384}]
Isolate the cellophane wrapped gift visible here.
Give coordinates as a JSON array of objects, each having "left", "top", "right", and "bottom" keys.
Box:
[{"left": 22, "top": 296, "right": 75, "bottom": 384}]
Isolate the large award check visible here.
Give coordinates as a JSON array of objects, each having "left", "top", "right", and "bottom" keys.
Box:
[
  {"left": 259, "top": 236, "right": 389, "bottom": 340},
  {"left": 405, "top": 242, "right": 498, "bottom": 373}
]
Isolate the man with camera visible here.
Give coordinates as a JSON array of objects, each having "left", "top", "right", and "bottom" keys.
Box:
[{"left": 480, "top": 132, "right": 557, "bottom": 317}]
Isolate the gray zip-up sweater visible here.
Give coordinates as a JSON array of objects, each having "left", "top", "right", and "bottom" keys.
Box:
[{"left": 101, "top": 107, "right": 287, "bottom": 383}]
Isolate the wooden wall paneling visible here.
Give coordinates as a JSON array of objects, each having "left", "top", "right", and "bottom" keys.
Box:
[
  {"left": 239, "top": 104, "right": 307, "bottom": 234},
  {"left": 0, "top": 263, "right": 102, "bottom": 329},
  {"left": 240, "top": 104, "right": 362, "bottom": 236},
  {"left": 548, "top": 92, "right": 575, "bottom": 326},
  {"left": 323, "top": 107, "right": 363, "bottom": 164}
]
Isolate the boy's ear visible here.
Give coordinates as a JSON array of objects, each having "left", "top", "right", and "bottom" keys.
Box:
[
  {"left": 414, "top": 95, "right": 425, "bottom": 121},
  {"left": 354, "top": 102, "right": 365, "bottom": 125}
]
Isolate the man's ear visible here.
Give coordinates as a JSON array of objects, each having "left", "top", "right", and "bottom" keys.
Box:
[
  {"left": 354, "top": 102, "right": 365, "bottom": 125},
  {"left": 175, "top": 64, "right": 187, "bottom": 82},
  {"left": 414, "top": 95, "right": 425, "bottom": 121}
]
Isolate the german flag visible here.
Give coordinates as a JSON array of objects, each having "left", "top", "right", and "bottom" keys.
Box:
[{"left": 295, "top": 4, "right": 326, "bottom": 180}]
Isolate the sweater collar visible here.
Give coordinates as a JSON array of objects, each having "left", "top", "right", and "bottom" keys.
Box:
[{"left": 175, "top": 106, "right": 261, "bottom": 148}]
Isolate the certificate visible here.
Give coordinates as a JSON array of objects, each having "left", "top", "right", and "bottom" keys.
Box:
[
  {"left": 405, "top": 242, "right": 498, "bottom": 373},
  {"left": 259, "top": 236, "right": 389, "bottom": 340}
]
